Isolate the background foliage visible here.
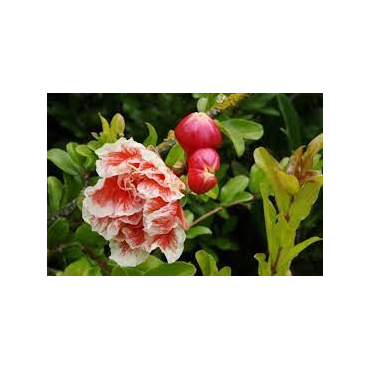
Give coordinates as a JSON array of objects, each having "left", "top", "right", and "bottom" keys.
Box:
[{"left": 47, "top": 93, "right": 323, "bottom": 276}]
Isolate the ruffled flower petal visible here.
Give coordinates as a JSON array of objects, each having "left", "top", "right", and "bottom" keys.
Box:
[
  {"left": 150, "top": 226, "right": 186, "bottom": 263},
  {"left": 84, "top": 177, "right": 144, "bottom": 218},
  {"left": 109, "top": 240, "right": 149, "bottom": 267}
]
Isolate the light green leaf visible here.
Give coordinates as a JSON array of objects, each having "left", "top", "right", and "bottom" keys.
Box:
[
  {"left": 288, "top": 175, "right": 323, "bottom": 229},
  {"left": 184, "top": 210, "right": 194, "bottom": 225},
  {"left": 47, "top": 148, "right": 80, "bottom": 175},
  {"left": 197, "top": 97, "right": 208, "bottom": 112},
  {"left": 277, "top": 94, "right": 302, "bottom": 151},
  {"left": 249, "top": 164, "right": 266, "bottom": 195},
  {"left": 136, "top": 255, "right": 164, "bottom": 271},
  {"left": 165, "top": 143, "right": 185, "bottom": 167},
  {"left": 254, "top": 147, "right": 291, "bottom": 214},
  {"left": 302, "top": 133, "right": 323, "bottom": 172},
  {"left": 219, "top": 118, "right": 263, "bottom": 157},
  {"left": 47, "top": 218, "right": 69, "bottom": 248},
  {"left": 47, "top": 176, "right": 63, "bottom": 212},
  {"left": 144, "top": 262, "right": 196, "bottom": 276},
  {"left": 186, "top": 226, "right": 212, "bottom": 239},
  {"left": 195, "top": 250, "right": 218, "bottom": 276},
  {"left": 205, "top": 183, "right": 219, "bottom": 200},
  {"left": 220, "top": 175, "right": 249, "bottom": 205},
  {"left": 226, "top": 191, "right": 253, "bottom": 205},
  {"left": 278, "top": 237, "right": 321, "bottom": 270},
  {"left": 276, "top": 171, "right": 300, "bottom": 195},
  {"left": 63, "top": 258, "right": 92, "bottom": 276},
  {"left": 260, "top": 182, "right": 278, "bottom": 261},
  {"left": 254, "top": 253, "right": 271, "bottom": 276},
  {"left": 143, "top": 122, "right": 158, "bottom": 147},
  {"left": 110, "top": 113, "right": 125, "bottom": 138},
  {"left": 99, "top": 113, "right": 112, "bottom": 142},
  {"left": 75, "top": 144, "right": 93, "bottom": 157},
  {"left": 218, "top": 266, "right": 232, "bottom": 276},
  {"left": 87, "top": 140, "right": 101, "bottom": 151},
  {"left": 111, "top": 266, "right": 144, "bottom": 276},
  {"left": 66, "top": 142, "right": 84, "bottom": 167}
]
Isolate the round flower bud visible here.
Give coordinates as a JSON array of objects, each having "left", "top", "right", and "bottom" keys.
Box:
[
  {"left": 187, "top": 148, "right": 220, "bottom": 194},
  {"left": 174, "top": 112, "right": 222, "bottom": 154}
]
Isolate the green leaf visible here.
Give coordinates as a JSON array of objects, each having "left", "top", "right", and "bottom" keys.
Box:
[
  {"left": 186, "top": 226, "right": 212, "bottom": 239},
  {"left": 219, "top": 119, "right": 264, "bottom": 157},
  {"left": 111, "top": 266, "right": 144, "bottom": 276},
  {"left": 136, "top": 255, "right": 164, "bottom": 271},
  {"left": 288, "top": 175, "right": 323, "bottom": 229},
  {"left": 260, "top": 182, "right": 278, "bottom": 261},
  {"left": 75, "top": 144, "right": 93, "bottom": 157},
  {"left": 253, "top": 147, "right": 291, "bottom": 214},
  {"left": 205, "top": 183, "right": 219, "bottom": 200},
  {"left": 226, "top": 191, "right": 253, "bottom": 205},
  {"left": 277, "top": 94, "right": 302, "bottom": 151},
  {"left": 278, "top": 237, "right": 321, "bottom": 271},
  {"left": 220, "top": 175, "right": 249, "bottom": 205},
  {"left": 143, "top": 122, "right": 158, "bottom": 147},
  {"left": 63, "top": 257, "right": 93, "bottom": 276},
  {"left": 47, "top": 218, "right": 69, "bottom": 248},
  {"left": 195, "top": 250, "right": 218, "bottom": 276},
  {"left": 66, "top": 142, "right": 84, "bottom": 167},
  {"left": 165, "top": 143, "right": 185, "bottom": 167},
  {"left": 249, "top": 164, "right": 266, "bottom": 195},
  {"left": 144, "top": 262, "right": 196, "bottom": 276},
  {"left": 110, "top": 113, "right": 125, "bottom": 138},
  {"left": 99, "top": 113, "right": 112, "bottom": 142},
  {"left": 254, "top": 253, "right": 271, "bottom": 276},
  {"left": 218, "top": 266, "right": 232, "bottom": 276},
  {"left": 75, "top": 223, "right": 106, "bottom": 255},
  {"left": 184, "top": 210, "right": 194, "bottom": 225},
  {"left": 197, "top": 97, "right": 208, "bottom": 112},
  {"left": 47, "top": 176, "right": 63, "bottom": 212},
  {"left": 87, "top": 140, "right": 101, "bottom": 151},
  {"left": 276, "top": 171, "right": 300, "bottom": 195},
  {"left": 302, "top": 133, "right": 323, "bottom": 172},
  {"left": 47, "top": 148, "right": 80, "bottom": 175}
]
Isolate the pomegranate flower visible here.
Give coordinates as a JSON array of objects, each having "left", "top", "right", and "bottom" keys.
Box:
[{"left": 82, "top": 138, "right": 188, "bottom": 267}]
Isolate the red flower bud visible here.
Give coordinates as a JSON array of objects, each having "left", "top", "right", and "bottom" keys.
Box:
[
  {"left": 187, "top": 148, "right": 220, "bottom": 194},
  {"left": 175, "top": 112, "right": 222, "bottom": 154}
]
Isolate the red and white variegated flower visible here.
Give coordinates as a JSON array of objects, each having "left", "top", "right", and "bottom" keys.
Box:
[{"left": 82, "top": 138, "right": 188, "bottom": 266}]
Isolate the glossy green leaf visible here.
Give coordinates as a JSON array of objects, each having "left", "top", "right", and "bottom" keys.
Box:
[
  {"left": 302, "top": 133, "right": 323, "bottom": 172},
  {"left": 186, "top": 226, "right": 212, "bottom": 239},
  {"left": 288, "top": 175, "right": 323, "bottom": 229},
  {"left": 253, "top": 147, "right": 291, "bottom": 214},
  {"left": 87, "top": 140, "right": 101, "bottom": 151},
  {"left": 143, "top": 122, "right": 158, "bottom": 147},
  {"left": 47, "top": 218, "right": 69, "bottom": 247},
  {"left": 219, "top": 118, "right": 263, "bottom": 156},
  {"left": 136, "top": 255, "right": 164, "bottom": 271},
  {"left": 47, "top": 148, "right": 80, "bottom": 175},
  {"left": 184, "top": 210, "right": 195, "bottom": 225},
  {"left": 111, "top": 266, "right": 144, "bottom": 276},
  {"left": 63, "top": 257, "right": 93, "bottom": 276},
  {"left": 75, "top": 144, "right": 93, "bottom": 157},
  {"left": 218, "top": 266, "right": 232, "bottom": 276},
  {"left": 66, "top": 142, "right": 84, "bottom": 167},
  {"left": 99, "top": 113, "right": 112, "bottom": 142},
  {"left": 165, "top": 143, "right": 185, "bottom": 167},
  {"left": 144, "top": 262, "right": 196, "bottom": 276},
  {"left": 277, "top": 94, "right": 302, "bottom": 151},
  {"left": 249, "top": 164, "right": 266, "bottom": 195},
  {"left": 195, "top": 250, "right": 218, "bottom": 276},
  {"left": 205, "top": 183, "right": 219, "bottom": 200},
  {"left": 110, "top": 113, "right": 125, "bottom": 138},
  {"left": 220, "top": 175, "right": 249, "bottom": 205},
  {"left": 260, "top": 182, "right": 278, "bottom": 261},
  {"left": 75, "top": 223, "right": 106, "bottom": 255},
  {"left": 197, "top": 97, "right": 208, "bottom": 112},
  {"left": 278, "top": 237, "right": 321, "bottom": 271},
  {"left": 47, "top": 176, "right": 63, "bottom": 212}
]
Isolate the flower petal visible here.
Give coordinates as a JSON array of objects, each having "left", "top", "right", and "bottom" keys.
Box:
[
  {"left": 95, "top": 138, "right": 145, "bottom": 178},
  {"left": 144, "top": 200, "right": 188, "bottom": 236},
  {"left": 150, "top": 226, "right": 186, "bottom": 263},
  {"left": 109, "top": 240, "right": 149, "bottom": 267},
  {"left": 84, "top": 177, "right": 144, "bottom": 217},
  {"left": 137, "top": 178, "right": 184, "bottom": 202}
]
